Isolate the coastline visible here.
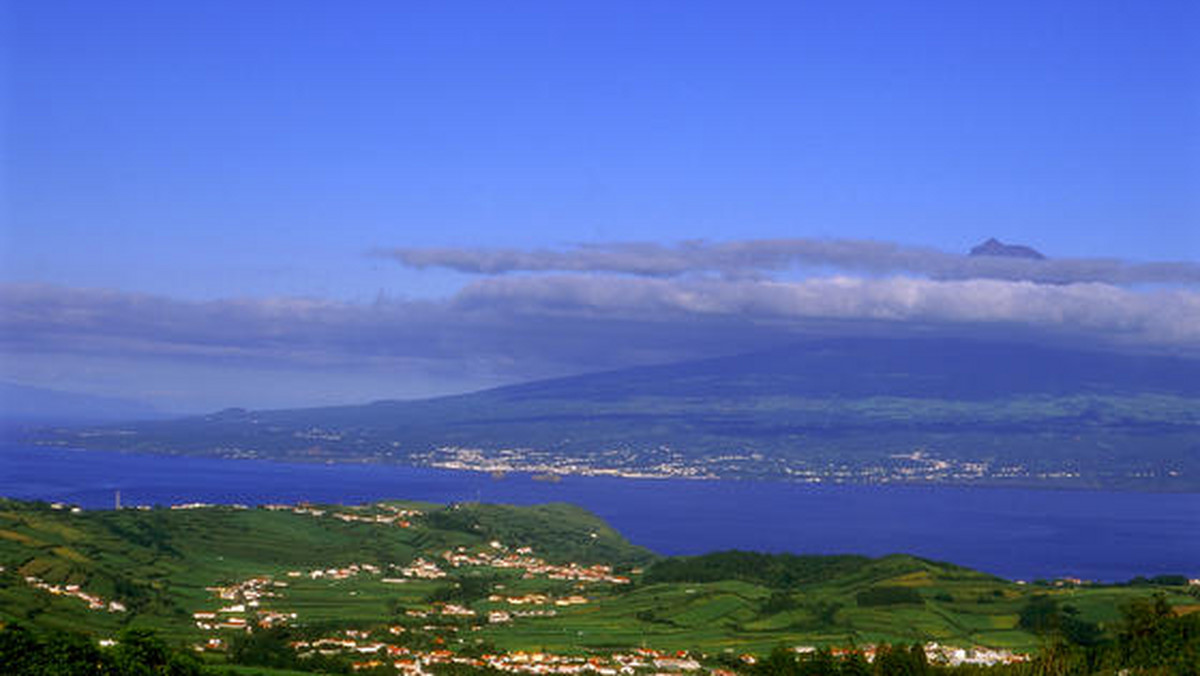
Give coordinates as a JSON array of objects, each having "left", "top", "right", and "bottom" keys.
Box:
[{"left": 2, "top": 442, "right": 1197, "bottom": 583}]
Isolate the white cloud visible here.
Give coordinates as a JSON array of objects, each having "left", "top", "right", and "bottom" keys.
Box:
[
  {"left": 378, "top": 237, "right": 1200, "bottom": 285},
  {"left": 4, "top": 273, "right": 1197, "bottom": 374}
]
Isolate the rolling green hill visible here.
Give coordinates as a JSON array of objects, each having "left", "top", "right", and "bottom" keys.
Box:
[{"left": 1, "top": 497, "right": 1195, "bottom": 674}]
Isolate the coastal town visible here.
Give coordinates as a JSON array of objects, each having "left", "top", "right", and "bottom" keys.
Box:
[
  {"left": 411, "top": 444, "right": 1050, "bottom": 485},
  {"left": 38, "top": 417, "right": 1189, "bottom": 489}
]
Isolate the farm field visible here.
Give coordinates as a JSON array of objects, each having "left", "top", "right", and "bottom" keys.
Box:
[{"left": 0, "top": 497, "right": 1195, "bottom": 673}]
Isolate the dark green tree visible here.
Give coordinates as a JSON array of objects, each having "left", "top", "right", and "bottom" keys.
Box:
[
  {"left": 872, "top": 643, "right": 929, "bottom": 676},
  {"left": 110, "top": 627, "right": 204, "bottom": 676},
  {"left": 838, "top": 651, "right": 871, "bottom": 676}
]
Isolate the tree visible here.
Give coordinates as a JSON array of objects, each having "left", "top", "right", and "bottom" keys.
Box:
[
  {"left": 753, "top": 645, "right": 802, "bottom": 676},
  {"left": 872, "top": 643, "right": 929, "bottom": 676},
  {"left": 110, "top": 627, "right": 204, "bottom": 676},
  {"left": 0, "top": 624, "right": 43, "bottom": 675},
  {"left": 839, "top": 651, "right": 871, "bottom": 676}
]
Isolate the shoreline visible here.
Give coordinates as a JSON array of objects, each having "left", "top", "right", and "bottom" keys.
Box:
[
  {"left": 3, "top": 441, "right": 1197, "bottom": 583},
  {"left": 13, "top": 439, "right": 1199, "bottom": 494}
]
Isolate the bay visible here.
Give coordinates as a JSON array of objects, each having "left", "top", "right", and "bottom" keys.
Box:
[{"left": 1, "top": 443, "right": 1196, "bottom": 583}]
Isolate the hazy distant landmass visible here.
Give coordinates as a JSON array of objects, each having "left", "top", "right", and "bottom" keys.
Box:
[
  {"left": 969, "top": 238, "right": 1047, "bottom": 260},
  {"left": 27, "top": 336, "right": 1200, "bottom": 491},
  {"left": 0, "top": 382, "right": 164, "bottom": 425}
]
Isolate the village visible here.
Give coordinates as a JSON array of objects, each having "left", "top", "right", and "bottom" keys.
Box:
[
  {"left": 8, "top": 500, "right": 1077, "bottom": 674},
  {"left": 19, "top": 574, "right": 126, "bottom": 614},
  {"left": 181, "top": 536, "right": 731, "bottom": 674},
  {"left": 186, "top": 535, "right": 626, "bottom": 637},
  {"left": 262, "top": 501, "right": 424, "bottom": 527},
  {"left": 171, "top": 516, "right": 1030, "bottom": 674},
  {"left": 439, "top": 540, "right": 633, "bottom": 585}
]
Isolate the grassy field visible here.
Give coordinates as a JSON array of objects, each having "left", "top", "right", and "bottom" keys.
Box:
[{"left": 1, "top": 496, "right": 1195, "bottom": 670}]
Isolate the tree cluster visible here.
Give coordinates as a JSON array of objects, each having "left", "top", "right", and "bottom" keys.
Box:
[
  {"left": 644, "top": 551, "right": 870, "bottom": 588},
  {"left": 0, "top": 624, "right": 204, "bottom": 676}
]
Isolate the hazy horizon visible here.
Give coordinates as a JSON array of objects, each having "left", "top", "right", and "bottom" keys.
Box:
[{"left": 3, "top": 1, "right": 1198, "bottom": 411}]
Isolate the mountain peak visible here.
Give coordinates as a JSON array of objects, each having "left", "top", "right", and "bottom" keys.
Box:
[{"left": 969, "top": 238, "right": 1046, "bottom": 260}]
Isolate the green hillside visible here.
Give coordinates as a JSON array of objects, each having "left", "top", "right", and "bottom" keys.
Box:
[{"left": 1, "top": 497, "right": 1197, "bottom": 674}]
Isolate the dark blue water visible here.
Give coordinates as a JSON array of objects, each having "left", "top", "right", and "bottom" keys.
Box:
[{"left": 2, "top": 443, "right": 1196, "bottom": 582}]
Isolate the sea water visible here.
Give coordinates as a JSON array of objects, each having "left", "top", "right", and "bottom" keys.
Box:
[{"left": 1, "top": 443, "right": 1196, "bottom": 582}]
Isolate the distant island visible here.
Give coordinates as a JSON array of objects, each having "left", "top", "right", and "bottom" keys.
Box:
[
  {"left": 1, "top": 497, "right": 1197, "bottom": 674},
  {"left": 25, "top": 336, "right": 1200, "bottom": 492}
]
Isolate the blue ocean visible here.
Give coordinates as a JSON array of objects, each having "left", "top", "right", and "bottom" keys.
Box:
[{"left": 2, "top": 443, "right": 1196, "bottom": 583}]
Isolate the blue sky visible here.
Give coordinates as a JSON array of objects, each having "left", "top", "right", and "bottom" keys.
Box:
[{"left": 2, "top": 1, "right": 1198, "bottom": 411}]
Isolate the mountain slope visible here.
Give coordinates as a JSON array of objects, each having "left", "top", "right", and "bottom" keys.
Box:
[
  {"left": 480, "top": 336, "right": 1200, "bottom": 401},
  {"left": 31, "top": 337, "right": 1200, "bottom": 489}
]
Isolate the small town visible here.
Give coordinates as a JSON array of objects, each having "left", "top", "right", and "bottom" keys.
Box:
[
  {"left": 439, "top": 542, "right": 633, "bottom": 585},
  {"left": 412, "top": 444, "right": 1048, "bottom": 486},
  {"left": 264, "top": 501, "right": 424, "bottom": 527}
]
